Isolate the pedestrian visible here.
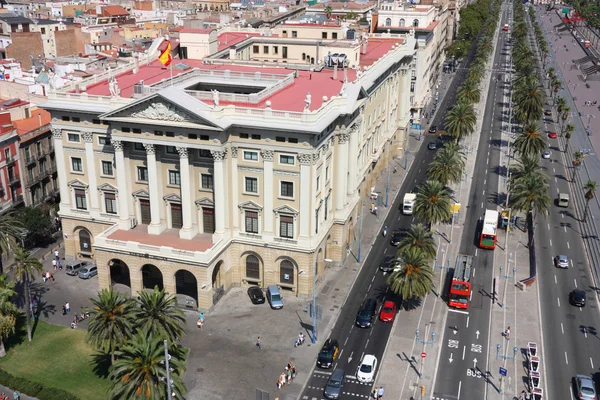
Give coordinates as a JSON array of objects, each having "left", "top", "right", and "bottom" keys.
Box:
[
  {"left": 50, "top": 273, "right": 55, "bottom": 284},
  {"left": 65, "top": 302, "right": 70, "bottom": 315},
  {"left": 54, "top": 249, "right": 59, "bottom": 262},
  {"left": 371, "top": 203, "right": 375, "bottom": 213},
  {"left": 377, "top": 386, "right": 384, "bottom": 399},
  {"left": 13, "top": 391, "right": 19, "bottom": 400},
  {"left": 197, "top": 318, "right": 203, "bottom": 330},
  {"left": 58, "top": 261, "right": 62, "bottom": 270},
  {"left": 256, "top": 336, "right": 262, "bottom": 350},
  {"left": 52, "top": 259, "right": 57, "bottom": 270},
  {"left": 199, "top": 312, "right": 205, "bottom": 323},
  {"left": 62, "top": 304, "right": 66, "bottom": 316},
  {"left": 291, "top": 366, "right": 296, "bottom": 379},
  {"left": 286, "top": 367, "right": 292, "bottom": 383},
  {"left": 372, "top": 389, "right": 378, "bottom": 399},
  {"left": 504, "top": 326, "right": 511, "bottom": 340},
  {"left": 373, "top": 206, "right": 378, "bottom": 216},
  {"left": 43, "top": 272, "right": 47, "bottom": 283}
]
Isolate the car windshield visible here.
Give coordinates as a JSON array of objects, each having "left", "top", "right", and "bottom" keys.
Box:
[
  {"left": 383, "top": 306, "right": 394, "bottom": 313},
  {"left": 581, "top": 386, "right": 595, "bottom": 394},
  {"left": 360, "top": 364, "right": 372, "bottom": 373},
  {"left": 358, "top": 310, "right": 371, "bottom": 319},
  {"left": 319, "top": 350, "right": 333, "bottom": 360},
  {"left": 328, "top": 379, "right": 341, "bottom": 388},
  {"left": 271, "top": 294, "right": 281, "bottom": 301}
]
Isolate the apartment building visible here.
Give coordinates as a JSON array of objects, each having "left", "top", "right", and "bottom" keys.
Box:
[
  {"left": 42, "top": 27, "right": 416, "bottom": 310},
  {"left": 0, "top": 112, "right": 23, "bottom": 215}
]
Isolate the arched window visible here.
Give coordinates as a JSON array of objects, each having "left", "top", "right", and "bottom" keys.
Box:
[
  {"left": 280, "top": 260, "right": 295, "bottom": 285},
  {"left": 399, "top": 18, "right": 406, "bottom": 26},
  {"left": 385, "top": 18, "right": 391, "bottom": 26},
  {"left": 79, "top": 230, "right": 91, "bottom": 252},
  {"left": 246, "top": 255, "right": 260, "bottom": 280},
  {"left": 413, "top": 19, "right": 419, "bottom": 27}
]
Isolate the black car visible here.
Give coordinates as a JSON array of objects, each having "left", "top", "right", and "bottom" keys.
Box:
[
  {"left": 544, "top": 109, "right": 552, "bottom": 116},
  {"left": 390, "top": 230, "right": 403, "bottom": 246},
  {"left": 247, "top": 286, "right": 265, "bottom": 304},
  {"left": 379, "top": 255, "right": 401, "bottom": 273},
  {"left": 427, "top": 142, "right": 437, "bottom": 150},
  {"left": 317, "top": 339, "right": 340, "bottom": 369},
  {"left": 355, "top": 299, "right": 377, "bottom": 328},
  {"left": 570, "top": 289, "right": 586, "bottom": 307},
  {"left": 428, "top": 125, "right": 438, "bottom": 133}
]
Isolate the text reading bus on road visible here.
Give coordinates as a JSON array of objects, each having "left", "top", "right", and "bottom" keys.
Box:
[
  {"left": 480, "top": 209, "right": 499, "bottom": 249},
  {"left": 449, "top": 254, "right": 473, "bottom": 309}
]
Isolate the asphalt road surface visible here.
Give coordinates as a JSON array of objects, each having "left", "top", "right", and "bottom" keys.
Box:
[{"left": 432, "top": 3, "right": 512, "bottom": 400}]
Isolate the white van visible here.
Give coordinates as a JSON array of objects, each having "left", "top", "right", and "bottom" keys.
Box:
[
  {"left": 266, "top": 285, "right": 283, "bottom": 309},
  {"left": 558, "top": 193, "right": 569, "bottom": 207},
  {"left": 403, "top": 193, "right": 416, "bottom": 215}
]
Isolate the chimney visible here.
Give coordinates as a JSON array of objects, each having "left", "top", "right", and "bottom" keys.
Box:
[
  {"left": 361, "top": 39, "right": 368, "bottom": 54},
  {"left": 333, "top": 64, "right": 338, "bottom": 80},
  {"left": 133, "top": 56, "right": 139, "bottom": 74},
  {"left": 229, "top": 45, "right": 237, "bottom": 60}
]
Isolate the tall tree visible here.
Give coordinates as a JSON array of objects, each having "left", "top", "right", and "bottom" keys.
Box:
[
  {"left": 387, "top": 247, "right": 433, "bottom": 300},
  {"left": 560, "top": 105, "right": 571, "bottom": 133},
  {"left": 135, "top": 287, "right": 186, "bottom": 345},
  {"left": 510, "top": 174, "right": 551, "bottom": 221},
  {"left": 513, "top": 76, "right": 544, "bottom": 123},
  {"left": 87, "top": 288, "right": 137, "bottom": 363},
  {"left": 513, "top": 122, "right": 547, "bottom": 157},
  {"left": 414, "top": 180, "right": 452, "bottom": 227},
  {"left": 427, "top": 143, "right": 466, "bottom": 185},
  {"left": 572, "top": 151, "right": 584, "bottom": 183},
  {"left": 7, "top": 247, "right": 42, "bottom": 342},
  {"left": 457, "top": 79, "right": 481, "bottom": 104},
  {"left": 397, "top": 224, "right": 437, "bottom": 261},
  {"left": 0, "top": 212, "right": 25, "bottom": 274},
  {"left": 554, "top": 96, "right": 566, "bottom": 115},
  {"left": 582, "top": 180, "right": 598, "bottom": 223},
  {"left": 108, "top": 328, "right": 187, "bottom": 400},
  {"left": 0, "top": 274, "right": 18, "bottom": 357},
  {"left": 444, "top": 101, "right": 477, "bottom": 143},
  {"left": 563, "top": 123, "right": 575, "bottom": 153},
  {"left": 510, "top": 153, "right": 547, "bottom": 184}
]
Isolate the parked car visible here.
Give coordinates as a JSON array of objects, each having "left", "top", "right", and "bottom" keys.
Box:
[
  {"left": 379, "top": 256, "right": 401, "bottom": 273},
  {"left": 247, "top": 286, "right": 265, "bottom": 304},
  {"left": 390, "top": 230, "right": 403, "bottom": 246},
  {"left": 355, "top": 299, "right": 377, "bottom": 328},
  {"left": 379, "top": 300, "right": 397, "bottom": 322},
  {"left": 428, "top": 125, "right": 438, "bottom": 133},
  {"left": 570, "top": 289, "right": 586, "bottom": 307},
  {"left": 428, "top": 142, "right": 437, "bottom": 150},
  {"left": 555, "top": 255, "right": 569, "bottom": 269},
  {"left": 575, "top": 374, "right": 597, "bottom": 400},
  {"left": 548, "top": 131, "right": 558, "bottom": 139},
  {"left": 544, "top": 109, "right": 552, "bottom": 116},
  {"left": 317, "top": 339, "right": 340, "bottom": 369},
  {"left": 357, "top": 354, "right": 378, "bottom": 383},
  {"left": 78, "top": 265, "right": 98, "bottom": 279},
  {"left": 542, "top": 150, "right": 551, "bottom": 159},
  {"left": 66, "top": 261, "right": 91, "bottom": 276},
  {"left": 323, "top": 369, "right": 345, "bottom": 399}
]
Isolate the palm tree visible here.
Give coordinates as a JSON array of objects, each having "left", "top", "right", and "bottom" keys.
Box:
[
  {"left": 444, "top": 101, "right": 477, "bottom": 143},
  {"left": 457, "top": 79, "right": 481, "bottom": 104},
  {"left": 572, "top": 151, "right": 584, "bottom": 183},
  {"left": 324, "top": 5, "right": 333, "bottom": 19},
  {"left": 135, "top": 287, "right": 186, "bottom": 345},
  {"left": 551, "top": 78, "right": 562, "bottom": 99},
  {"left": 510, "top": 153, "right": 546, "bottom": 184},
  {"left": 513, "top": 122, "right": 547, "bottom": 157},
  {"left": 87, "top": 288, "right": 137, "bottom": 363},
  {"left": 560, "top": 105, "right": 571, "bottom": 133},
  {"left": 427, "top": 143, "right": 466, "bottom": 185},
  {"left": 0, "top": 274, "right": 18, "bottom": 357},
  {"left": 7, "top": 247, "right": 42, "bottom": 343},
  {"left": 563, "top": 123, "right": 575, "bottom": 152},
  {"left": 398, "top": 224, "right": 436, "bottom": 261},
  {"left": 555, "top": 96, "right": 566, "bottom": 115},
  {"left": 582, "top": 180, "right": 598, "bottom": 223},
  {"left": 386, "top": 247, "right": 433, "bottom": 300},
  {"left": 511, "top": 174, "right": 551, "bottom": 222},
  {"left": 108, "top": 328, "right": 186, "bottom": 400},
  {"left": 513, "top": 77, "right": 544, "bottom": 123},
  {"left": 0, "top": 213, "right": 25, "bottom": 274},
  {"left": 414, "top": 180, "right": 452, "bottom": 227}
]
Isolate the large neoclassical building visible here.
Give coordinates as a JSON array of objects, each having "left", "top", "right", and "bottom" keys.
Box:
[{"left": 43, "top": 26, "right": 416, "bottom": 309}]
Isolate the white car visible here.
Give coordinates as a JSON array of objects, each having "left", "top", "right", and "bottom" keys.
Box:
[
  {"left": 542, "top": 150, "right": 551, "bottom": 159},
  {"left": 357, "top": 354, "right": 378, "bottom": 383}
]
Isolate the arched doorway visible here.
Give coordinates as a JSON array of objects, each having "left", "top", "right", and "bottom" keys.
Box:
[
  {"left": 243, "top": 253, "right": 262, "bottom": 286},
  {"left": 278, "top": 258, "right": 297, "bottom": 293},
  {"left": 141, "top": 264, "right": 163, "bottom": 290},
  {"left": 212, "top": 261, "right": 225, "bottom": 305},
  {"left": 109, "top": 259, "right": 131, "bottom": 291},
  {"left": 175, "top": 270, "right": 198, "bottom": 308},
  {"left": 76, "top": 228, "right": 93, "bottom": 257}
]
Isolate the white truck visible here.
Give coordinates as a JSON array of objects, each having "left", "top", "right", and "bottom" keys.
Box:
[{"left": 403, "top": 193, "right": 416, "bottom": 215}]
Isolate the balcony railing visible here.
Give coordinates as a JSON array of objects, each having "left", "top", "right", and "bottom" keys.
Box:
[
  {"left": 13, "top": 194, "right": 24, "bottom": 205},
  {"left": 5, "top": 155, "right": 15, "bottom": 164},
  {"left": 25, "top": 156, "right": 36, "bottom": 166},
  {"left": 9, "top": 174, "right": 20, "bottom": 185},
  {"left": 25, "top": 174, "right": 39, "bottom": 187}
]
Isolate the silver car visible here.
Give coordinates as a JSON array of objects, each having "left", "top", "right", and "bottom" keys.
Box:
[
  {"left": 555, "top": 255, "right": 569, "bottom": 269},
  {"left": 78, "top": 265, "right": 98, "bottom": 279},
  {"left": 542, "top": 150, "right": 551, "bottom": 159},
  {"left": 576, "top": 374, "right": 596, "bottom": 400}
]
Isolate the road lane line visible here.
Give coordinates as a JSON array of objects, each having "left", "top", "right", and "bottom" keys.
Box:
[
  {"left": 567, "top": 242, "right": 570, "bottom": 249},
  {"left": 365, "top": 339, "right": 369, "bottom": 348},
  {"left": 548, "top": 223, "right": 550, "bottom": 230},
  {"left": 561, "top": 323, "right": 564, "bottom": 334},
  {"left": 481, "top": 202, "right": 484, "bottom": 208},
  {"left": 458, "top": 381, "right": 462, "bottom": 399},
  {"left": 591, "top": 358, "right": 594, "bottom": 369},
  {"left": 473, "top": 268, "right": 476, "bottom": 277},
  {"left": 571, "top": 259, "right": 573, "bottom": 268},
  {"left": 574, "top": 279, "right": 577, "bottom": 288},
  {"left": 483, "top": 190, "right": 485, "bottom": 195},
  {"left": 466, "top": 316, "right": 470, "bottom": 328},
  {"left": 449, "top": 309, "right": 469, "bottom": 315},
  {"left": 372, "top": 275, "right": 376, "bottom": 282},
  {"left": 550, "top": 239, "right": 552, "bottom": 246},
  {"left": 557, "top": 297, "right": 560, "bottom": 307},
  {"left": 462, "top": 345, "right": 466, "bottom": 360},
  {"left": 554, "top": 275, "right": 557, "bottom": 284},
  {"left": 384, "top": 248, "right": 387, "bottom": 254},
  {"left": 565, "top": 351, "right": 569, "bottom": 365},
  {"left": 564, "top": 226, "right": 567, "bottom": 232}
]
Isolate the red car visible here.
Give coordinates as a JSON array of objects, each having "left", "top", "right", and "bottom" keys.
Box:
[
  {"left": 548, "top": 131, "right": 557, "bottom": 138},
  {"left": 379, "top": 300, "right": 397, "bottom": 322}
]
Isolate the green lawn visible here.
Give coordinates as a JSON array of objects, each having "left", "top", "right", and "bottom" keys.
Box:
[{"left": 0, "top": 320, "right": 111, "bottom": 400}]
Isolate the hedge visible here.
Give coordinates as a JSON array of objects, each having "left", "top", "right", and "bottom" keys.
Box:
[{"left": 0, "top": 367, "right": 79, "bottom": 400}]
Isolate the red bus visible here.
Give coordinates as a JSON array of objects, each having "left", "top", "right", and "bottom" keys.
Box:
[
  {"left": 449, "top": 254, "right": 473, "bottom": 309},
  {"left": 480, "top": 209, "right": 499, "bottom": 249}
]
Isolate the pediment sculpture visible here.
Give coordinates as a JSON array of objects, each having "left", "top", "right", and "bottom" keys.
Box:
[{"left": 130, "top": 102, "right": 192, "bottom": 122}]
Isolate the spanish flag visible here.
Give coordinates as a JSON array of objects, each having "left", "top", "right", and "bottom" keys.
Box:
[{"left": 158, "top": 42, "right": 172, "bottom": 66}]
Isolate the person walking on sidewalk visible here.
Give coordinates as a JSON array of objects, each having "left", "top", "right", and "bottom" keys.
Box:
[
  {"left": 256, "top": 336, "right": 262, "bottom": 350},
  {"left": 54, "top": 249, "right": 59, "bottom": 263},
  {"left": 504, "top": 326, "right": 511, "bottom": 340},
  {"left": 52, "top": 259, "right": 57, "bottom": 270},
  {"left": 65, "top": 302, "right": 70, "bottom": 315},
  {"left": 377, "top": 386, "right": 384, "bottom": 399}
]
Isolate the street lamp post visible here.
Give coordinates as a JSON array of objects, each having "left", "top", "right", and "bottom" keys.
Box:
[
  {"left": 312, "top": 256, "right": 333, "bottom": 344},
  {"left": 586, "top": 114, "right": 596, "bottom": 135},
  {"left": 358, "top": 199, "right": 364, "bottom": 262},
  {"left": 162, "top": 340, "right": 173, "bottom": 400},
  {"left": 385, "top": 162, "right": 390, "bottom": 207}
]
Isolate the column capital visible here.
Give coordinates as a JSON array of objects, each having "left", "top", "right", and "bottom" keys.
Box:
[
  {"left": 143, "top": 144, "right": 156, "bottom": 155},
  {"left": 111, "top": 139, "right": 124, "bottom": 151},
  {"left": 51, "top": 128, "right": 62, "bottom": 139},
  {"left": 261, "top": 150, "right": 274, "bottom": 162},
  {"left": 298, "top": 153, "right": 312, "bottom": 166},
  {"left": 230, "top": 146, "right": 238, "bottom": 158},
  {"left": 82, "top": 131, "right": 94, "bottom": 143},
  {"left": 312, "top": 152, "right": 320, "bottom": 165},
  {"left": 337, "top": 132, "right": 350, "bottom": 144},
  {"left": 211, "top": 148, "right": 227, "bottom": 161},
  {"left": 176, "top": 146, "right": 189, "bottom": 158}
]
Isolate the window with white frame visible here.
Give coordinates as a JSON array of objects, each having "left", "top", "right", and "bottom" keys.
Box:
[
  {"left": 279, "top": 155, "right": 295, "bottom": 165},
  {"left": 101, "top": 160, "right": 113, "bottom": 176},
  {"left": 245, "top": 177, "right": 258, "bottom": 193},
  {"left": 279, "top": 215, "right": 294, "bottom": 238},
  {"left": 137, "top": 166, "right": 148, "bottom": 182},
  {"left": 104, "top": 193, "right": 117, "bottom": 214},
  {"left": 67, "top": 133, "right": 80, "bottom": 143},
  {"left": 98, "top": 136, "right": 109, "bottom": 145},
  {"left": 280, "top": 181, "right": 294, "bottom": 198},
  {"left": 166, "top": 146, "right": 177, "bottom": 154},
  {"left": 71, "top": 157, "right": 83, "bottom": 172},
  {"left": 168, "top": 170, "right": 181, "bottom": 186},
  {"left": 243, "top": 151, "right": 258, "bottom": 161},
  {"left": 75, "top": 189, "right": 87, "bottom": 210},
  {"left": 245, "top": 211, "right": 259, "bottom": 233},
  {"left": 134, "top": 143, "right": 144, "bottom": 151},
  {"left": 201, "top": 174, "right": 213, "bottom": 189}
]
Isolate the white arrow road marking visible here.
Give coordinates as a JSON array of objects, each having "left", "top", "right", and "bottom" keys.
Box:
[
  {"left": 473, "top": 358, "right": 478, "bottom": 369},
  {"left": 348, "top": 352, "right": 353, "bottom": 363},
  {"left": 449, "top": 353, "right": 454, "bottom": 363},
  {"left": 476, "top": 330, "right": 480, "bottom": 339}
]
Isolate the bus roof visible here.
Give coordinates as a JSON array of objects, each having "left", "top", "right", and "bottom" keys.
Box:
[{"left": 482, "top": 210, "right": 499, "bottom": 235}]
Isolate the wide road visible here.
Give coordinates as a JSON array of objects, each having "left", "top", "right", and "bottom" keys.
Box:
[
  {"left": 531, "top": 15, "right": 600, "bottom": 400},
  {"left": 298, "top": 23, "right": 482, "bottom": 400},
  {"left": 432, "top": 3, "right": 512, "bottom": 400}
]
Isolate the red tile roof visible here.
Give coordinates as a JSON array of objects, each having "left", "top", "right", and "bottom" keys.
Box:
[
  {"left": 359, "top": 38, "right": 404, "bottom": 67},
  {"left": 13, "top": 109, "right": 51, "bottom": 136},
  {"left": 217, "top": 32, "right": 264, "bottom": 51},
  {"left": 102, "top": 5, "right": 129, "bottom": 17},
  {"left": 180, "top": 28, "right": 215, "bottom": 34}
]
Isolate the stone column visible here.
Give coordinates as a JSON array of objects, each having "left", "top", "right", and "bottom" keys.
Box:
[
  {"left": 347, "top": 122, "right": 361, "bottom": 196},
  {"left": 177, "top": 146, "right": 196, "bottom": 239},
  {"left": 51, "top": 128, "right": 70, "bottom": 211},
  {"left": 262, "top": 149, "right": 274, "bottom": 239},
  {"left": 230, "top": 147, "right": 239, "bottom": 230},
  {"left": 298, "top": 153, "right": 312, "bottom": 238},
  {"left": 145, "top": 144, "right": 164, "bottom": 235},
  {"left": 211, "top": 149, "right": 227, "bottom": 238},
  {"left": 335, "top": 132, "right": 350, "bottom": 212},
  {"left": 111, "top": 139, "right": 130, "bottom": 229},
  {"left": 82, "top": 131, "right": 99, "bottom": 211}
]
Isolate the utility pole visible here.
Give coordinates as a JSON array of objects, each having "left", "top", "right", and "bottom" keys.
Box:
[{"left": 163, "top": 340, "right": 173, "bottom": 400}]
